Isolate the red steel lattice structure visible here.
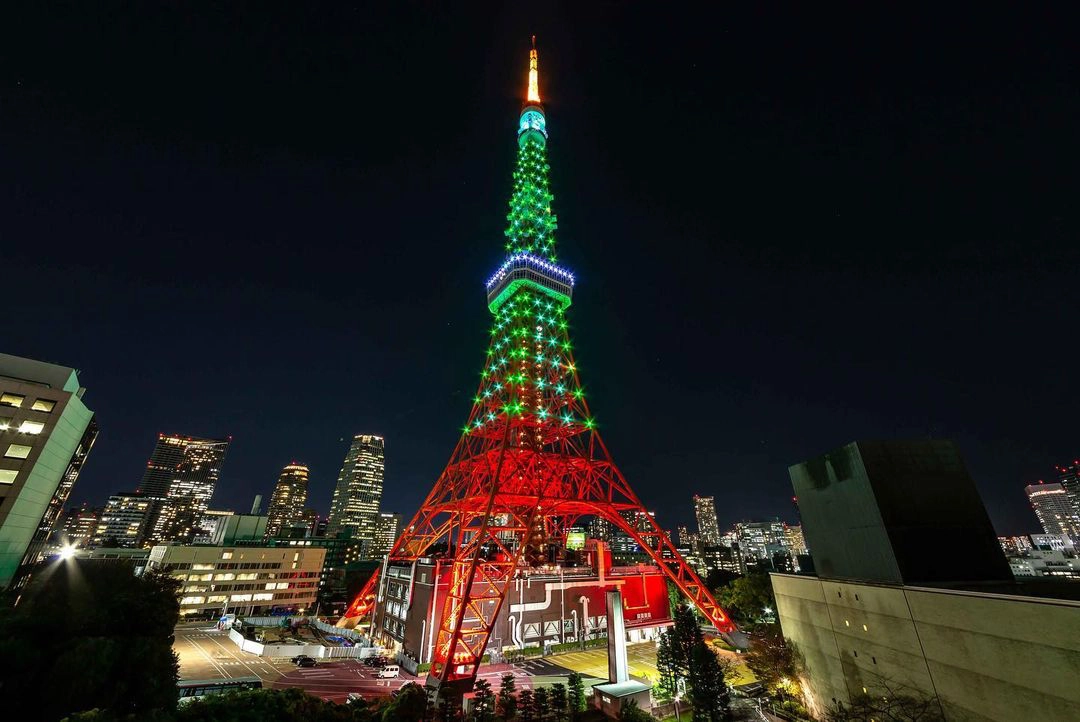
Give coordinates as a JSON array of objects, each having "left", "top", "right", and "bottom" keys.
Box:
[{"left": 340, "top": 41, "right": 735, "bottom": 696}]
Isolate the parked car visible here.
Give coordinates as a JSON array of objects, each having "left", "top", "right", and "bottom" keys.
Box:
[
  {"left": 378, "top": 665, "right": 400, "bottom": 678},
  {"left": 346, "top": 693, "right": 364, "bottom": 705},
  {"left": 363, "top": 656, "right": 389, "bottom": 668},
  {"left": 297, "top": 657, "right": 318, "bottom": 668},
  {"left": 291, "top": 655, "right": 313, "bottom": 665}
]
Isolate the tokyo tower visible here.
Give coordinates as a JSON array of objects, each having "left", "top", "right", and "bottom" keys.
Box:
[{"left": 340, "top": 40, "right": 735, "bottom": 696}]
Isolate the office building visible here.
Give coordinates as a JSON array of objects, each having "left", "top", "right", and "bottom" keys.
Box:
[
  {"left": 0, "top": 353, "right": 98, "bottom": 588},
  {"left": 233, "top": 534, "right": 364, "bottom": 613},
  {"left": 265, "top": 462, "right": 310, "bottom": 538},
  {"left": 587, "top": 516, "right": 611, "bottom": 542},
  {"left": 193, "top": 509, "right": 234, "bottom": 544},
  {"left": 327, "top": 435, "right": 385, "bottom": 546},
  {"left": 302, "top": 508, "right": 327, "bottom": 538},
  {"left": 1056, "top": 461, "right": 1080, "bottom": 519},
  {"left": 1026, "top": 482, "right": 1080, "bottom": 540},
  {"left": 139, "top": 434, "right": 230, "bottom": 545},
  {"left": 94, "top": 492, "right": 164, "bottom": 548},
  {"left": 773, "top": 440, "right": 1080, "bottom": 720},
  {"left": 147, "top": 544, "right": 324, "bottom": 618},
  {"left": 694, "top": 494, "right": 721, "bottom": 546},
  {"left": 371, "top": 511, "right": 402, "bottom": 558},
  {"left": 784, "top": 523, "right": 807, "bottom": 555},
  {"left": 735, "top": 519, "right": 787, "bottom": 562},
  {"left": 60, "top": 504, "right": 102, "bottom": 548}
]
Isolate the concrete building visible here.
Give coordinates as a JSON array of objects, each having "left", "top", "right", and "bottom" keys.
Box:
[
  {"left": 140, "top": 434, "right": 230, "bottom": 545},
  {"left": 94, "top": 491, "right": 164, "bottom": 548},
  {"left": 265, "top": 462, "right": 310, "bottom": 538},
  {"left": 735, "top": 519, "right": 787, "bottom": 563},
  {"left": 775, "top": 440, "right": 1080, "bottom": 721},
  {"left": 1056, "top": 461, "right": 1080, "bottom": 521},
  {"left": 0, "top": 353, "right": 98, "bottom": 588},
  {"left": 147, "top": 543, "right": 324, "bottom": 618},
  {"left": 694, "top": 494, "right": 721, "bottom": 547},
  {"left": 193, "top": 509, "right": 234, "bottom": 545},
  {"left": 1026, "top": 482, "right": 1080, "bottom": 540},
  {"left": 1007, "top": 549, "right": 1080, "bottom": 578},
  {"left": 327, "top": 435, "right": 385, "bottom": 548}
]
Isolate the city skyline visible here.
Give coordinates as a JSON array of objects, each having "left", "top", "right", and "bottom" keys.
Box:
[{"left": 6, "top": 6, "right": 1077, "bottom": 537}]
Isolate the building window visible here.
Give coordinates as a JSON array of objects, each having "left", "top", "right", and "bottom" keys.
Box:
[
  {"left": 31, "top": 399, "right": 56, "bottom": 412},
  {"left": 4, "top": 444, "right": 32, "bottom": 459},
  {"left": 0, "top": 469, "right": 17, "bottom": 484},
  {"left": 221, "top": 552, "right": 233, "bottom": 560},
  {"left": 862, "top": 624, "right": 868, "bottom": 632},
  {"left": 18, "top": 420, "right": 45, "bottom": 435},
  {"left": 0, "top": 417, "right": 11, "bottom": 431},
  {"left": 0, "top": 393, "right": 25, "bottom": 408}
]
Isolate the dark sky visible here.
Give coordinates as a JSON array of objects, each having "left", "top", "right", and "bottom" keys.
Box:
[{"left": 3, "top": 4, "right": 1077, "bottom": 535}]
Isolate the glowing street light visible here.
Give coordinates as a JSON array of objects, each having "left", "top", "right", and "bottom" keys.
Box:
[{"left": 58, "top": 544, "right": 77, "bottom": 561}]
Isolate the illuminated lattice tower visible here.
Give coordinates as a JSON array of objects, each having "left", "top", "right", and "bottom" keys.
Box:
[{"left": 340, "top": 40, "right": 735, "bottom": 697}]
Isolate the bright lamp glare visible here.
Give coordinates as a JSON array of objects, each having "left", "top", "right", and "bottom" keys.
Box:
[{"left": 59, "top": 545, "right": 77, "bottom": 561}]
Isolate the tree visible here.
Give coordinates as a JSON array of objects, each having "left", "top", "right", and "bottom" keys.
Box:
[
  {"left": 825, "top": 676, "right": 944, "bottom": 722},
  {"left": 567, "top": 672, "right": 586, "bottom": 716},
  {"left": 549, "top": 683, "right": 567, "bottom": 722},
  {"left": 498, "top": 674, "right": 518, "bottom": 720},
  {"left": 689, "top": 642, "right": 730, "bottom": 721},
  {"left": 382, "top": 683, "right": 429, "bottom": 722},
  {"left": 518, "top": 690, "right": 535, "bottom": 722},
  {"left": 742, "top": 625, "right": 801, "bottom": 697},
  {"left": 532, "top": 688, "right": 551, "bottom": 721},
  {"left": 617, "top": 699, "right": 653, "bottom": 722},
  {"left": 716, "top": 573, "right": 775, "bottom": 624},
  {"left": 655, "top": 605, "right": 702, "bottom": 701},
  {"left": 472, "top": 679, "right": 495, "bottom": 722},
  {"left": 1, "top": 561, "right": 181, "bottom": 721}
]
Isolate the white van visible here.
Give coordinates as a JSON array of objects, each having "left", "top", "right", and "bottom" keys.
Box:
[{"left": 377, "top": 665, "right": 400, "bottom": 678}]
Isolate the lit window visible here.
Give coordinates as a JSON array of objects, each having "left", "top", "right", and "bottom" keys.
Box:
[
  {"left": 180, "top": 596, "right": 206, "bottom": 605},
  {"left": 0, "top": 394, "right": 24, "bottom": 408},
  {"left": 253, "top": 593, "right": 273, "bottom": 601},
  {"left": 0, "top": 417, "right": 10, "bottom": 430},
  {"left": 230, "top": 594, "right": 252, "bottom": 602},
  {"left": 862, "top": 624, "right": 868, "bottom": 632},
  {"left": 221, "top": 551, "right": 233, "bottom": 560},
  {"left": 18, "top": 421, "right": 45, "bottom": 435},
  {"left": 31, "top": 399, "right": 56, "bottom": 412},
  {"left": 4, "top": 444, "right": 32, "bottom": 459},
  {"left": 0, "top": 469, "right": 17, "bottom": 484}
]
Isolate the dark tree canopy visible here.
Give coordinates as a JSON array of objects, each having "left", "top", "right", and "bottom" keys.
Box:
[{"left": 1, "top": 561, "right": 181, "bottom": 721}]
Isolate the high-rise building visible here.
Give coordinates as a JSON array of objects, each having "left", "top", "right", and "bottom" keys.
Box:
[
  {"left": 60, "top": 504, "right": 102, "bottom": 548},
  {"left": 782, "top": 523, "right": 807, "bottom": 556},
  {"left": 327, "top": 435, "right": 385, "bottom": 545},
  {"left": 94, "top": 492, "right": 164, "bottom": 548},
  {"left": 139, "top": 434, "right": 230, "bottom": 544},
  {"left": 0, "top": 353, "right": 98, "bottom": 589},
  {"left": 302, "top": 508, "right": 327, "bottom": 537},
  {"left": 1025, "top": 482, "right": 1080, "bottom": 539},
  {"left": 265, "top": 462, "right": 310, "bottom": 538},
  {"left": 372, "top": 512, "right": 402, "bottom": 558},
  {"left": 694, "top": 495, "right": 721, "bottom": 547},
  {"left": 735, "top": 519, "right": 787, "bottom": 561},
  {"left": 1054, "top": 461, "right": 1080, "bottom": 523}
]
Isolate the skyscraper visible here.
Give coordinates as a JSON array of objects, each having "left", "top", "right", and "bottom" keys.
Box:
[
  {"left": 371, "top": 512, "right": 402, "bottom": 558},
  {"left": 1025, "top": 482, "right": 1080, "bottom": 539},
  {"left": 94, "top": 492, "right": 163, "bottom": 547},
  {"left": 1055, "top": 461, "right": 1080, "bottom": 521},
  {"left": 266, "top": 462, "right": 310, "bottom": 538},
  {"left": 139, "top": 434, "right": 230, "bottom": 544},
  {"left": 0, "top": 353, "right": 98, "bottom": 589},
  {"left": 327, "top": 435, "right": 385, "bottom": 546},
  {"left": 694, "top": 494, "right": 721, "bottom": 547}
]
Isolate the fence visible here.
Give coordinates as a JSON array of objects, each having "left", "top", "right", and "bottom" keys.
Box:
[{"left": 229, "top": 624, "right": 373, "bottom": 659}]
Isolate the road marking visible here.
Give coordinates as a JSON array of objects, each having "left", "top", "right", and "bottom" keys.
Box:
[
  {"left": 181, "top": 632, "right": 228, "bottom": 679},
  {"left": 202, "top": 631, "right": 280, "bottom": 682}
]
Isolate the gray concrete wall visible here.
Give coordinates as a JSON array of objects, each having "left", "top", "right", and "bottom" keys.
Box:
[{"left": 772, "top": 574, "right": 1080, "bottom": 721}]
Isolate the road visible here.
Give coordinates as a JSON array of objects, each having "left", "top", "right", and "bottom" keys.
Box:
[{"left": 173, "top": 624, "right": 753, "bottom": 705}]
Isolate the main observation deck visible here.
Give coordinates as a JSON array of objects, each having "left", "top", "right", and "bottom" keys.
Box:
[{"left": 485, "top": 253, "right": 574, "bottom": 313}]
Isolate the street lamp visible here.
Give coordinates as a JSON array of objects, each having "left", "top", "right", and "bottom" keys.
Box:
[{"left": 58, "top": 544, "right": 77, "bottom": 561}]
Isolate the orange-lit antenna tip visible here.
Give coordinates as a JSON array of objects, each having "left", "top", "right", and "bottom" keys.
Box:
[{"left": 527, "top": 37, "right": 541, "bottom": 103}]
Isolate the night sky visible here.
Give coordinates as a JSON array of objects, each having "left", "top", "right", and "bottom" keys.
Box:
[{"left": 4, "top": 4, "right": 1077, "bottom": 535}]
